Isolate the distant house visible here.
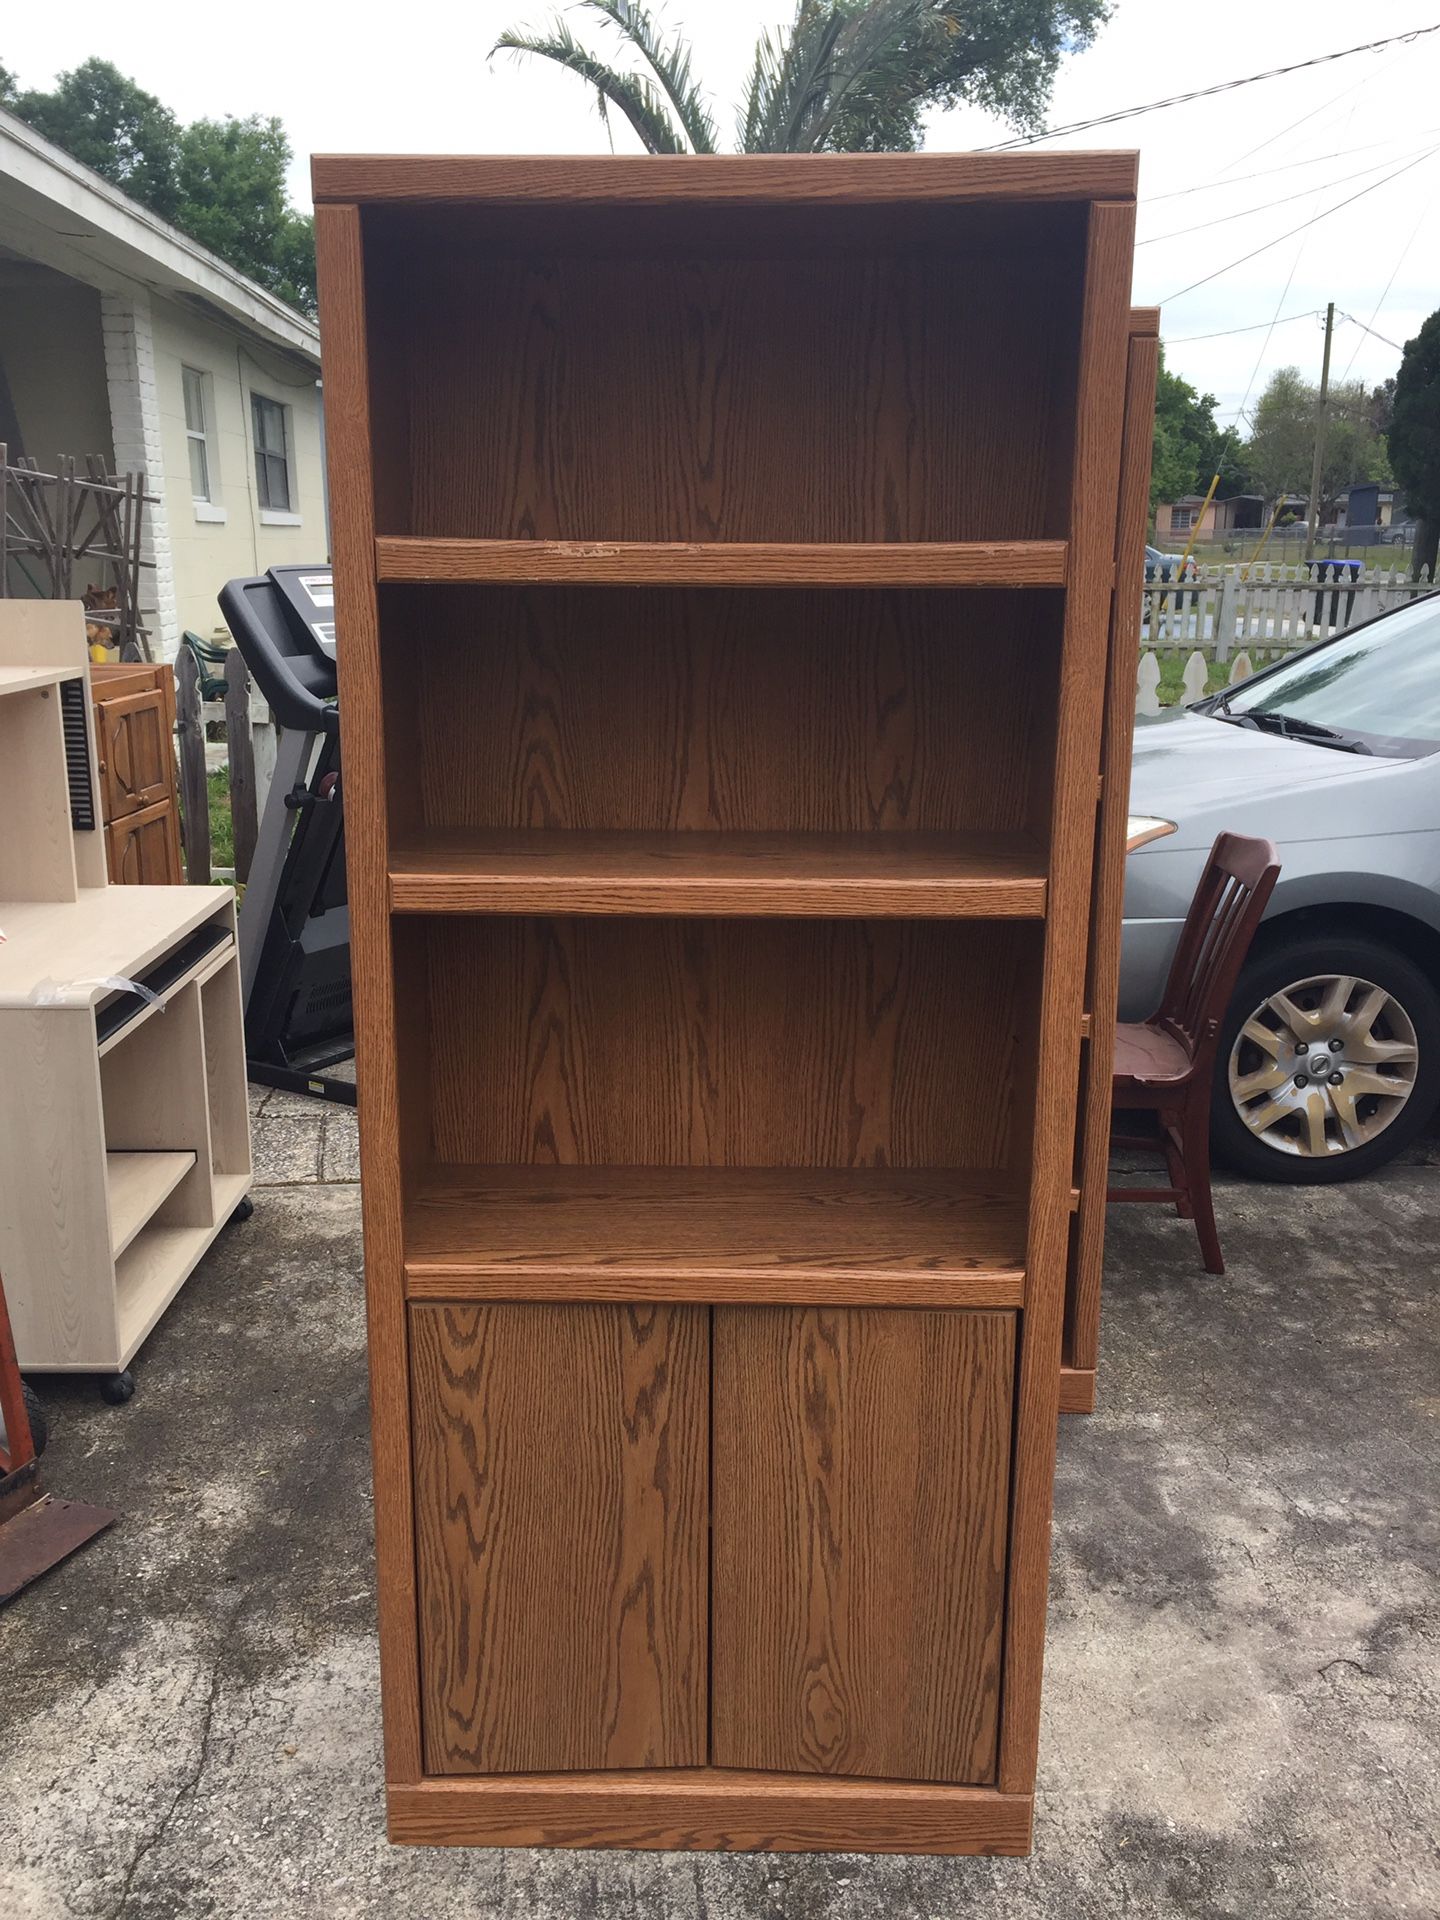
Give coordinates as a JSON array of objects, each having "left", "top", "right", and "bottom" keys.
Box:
[
  {"left": 1154, "top": 492, "right": 1271, "bottom": 541},
  {"left": 0, "top": 105, "right": 324, "bottom": 658}
]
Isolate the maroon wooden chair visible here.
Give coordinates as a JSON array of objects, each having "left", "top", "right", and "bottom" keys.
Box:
[{"left": 1109, "top": 831, "right": 1280, "bottom": 1274}]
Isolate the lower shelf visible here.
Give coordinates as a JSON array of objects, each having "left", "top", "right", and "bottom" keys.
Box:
[
  {"left": 403, "top": 1164, "right": 1027, "bottom": 1303},
  {"left": 387, "top": 1771, "right": 1034, "bottom": 1855},
  {"left": 105, "top": 1150, "right": 196, "bottom": 1258},
  {"left": 114, "top": 1173, "right": 253, "bottom": 1363}
]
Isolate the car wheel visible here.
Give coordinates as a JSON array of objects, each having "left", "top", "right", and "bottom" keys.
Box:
[{"left": 1211, "top": 934, "right": 1440, "bottom": 1184}]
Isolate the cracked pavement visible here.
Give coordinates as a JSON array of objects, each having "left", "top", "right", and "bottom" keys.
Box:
[{"left": 0, "top": 1092, "right": 1436, "bottom": 1917}]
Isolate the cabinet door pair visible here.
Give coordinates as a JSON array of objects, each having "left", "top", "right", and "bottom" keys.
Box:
[{"left": 411, "top": 1302, "right": 1014, "bottom": 1784}]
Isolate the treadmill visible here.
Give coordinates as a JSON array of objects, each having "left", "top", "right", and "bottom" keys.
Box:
[{"left": 218, "top": 565, "right": 354, "bottom": 1105}]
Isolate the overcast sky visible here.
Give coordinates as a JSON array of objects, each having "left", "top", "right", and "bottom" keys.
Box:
[{"left": 5, "top": 2, "right": 1439, "bottom": 425}]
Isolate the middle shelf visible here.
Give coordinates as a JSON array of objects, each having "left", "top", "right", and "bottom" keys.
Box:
[
  {"left": 403, "top": 1164, "right": 1027, "bottom": 1304},
  {"left": 389, "top": 828, "right": 1047, "bottom": 917}
]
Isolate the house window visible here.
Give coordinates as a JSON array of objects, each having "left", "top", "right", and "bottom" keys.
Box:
[
  {"left": 251, "top": 393, "right": 293, "bottom": 513},
  {"left": 1170, "top": 507, "right": 1197, "bottom": 531},
  {"left": 183, "top": 367, "right": 214, "bottom": 502}
]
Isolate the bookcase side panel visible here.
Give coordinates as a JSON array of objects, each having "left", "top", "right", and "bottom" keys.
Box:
[
  {"left": 999, "top": 197, "right": 1135, "bottom": 1796},
  {"left": 314, "top": 202, "right": 425, "bottom": 1785}
]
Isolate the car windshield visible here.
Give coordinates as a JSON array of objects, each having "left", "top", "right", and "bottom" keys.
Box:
[{"left": 1223, "top": 592, "right": 1440, "bottom": 756}]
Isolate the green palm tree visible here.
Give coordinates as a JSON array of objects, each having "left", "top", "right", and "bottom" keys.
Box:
[{"left": 494, "top": 0, "right": 1109, "bottom": 156}]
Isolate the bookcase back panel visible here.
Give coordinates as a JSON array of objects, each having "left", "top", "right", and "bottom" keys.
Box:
[
  {"left": 390, "top": 587, "right": 1060, "bottom": 839},
  {"left": 363, "top": 206, "right": 1084, "bottom": 543},
  {"left": 415, "top": 916, "right": 1036, "bottom": 1172}
]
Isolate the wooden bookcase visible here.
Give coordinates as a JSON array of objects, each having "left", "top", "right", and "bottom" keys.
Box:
[
  {"left": 314, "top": 152, "right": 1139, "bottom": 1855},
  {"left": 1061, "top": 305, "right": 1160, "bottom": 1414}
]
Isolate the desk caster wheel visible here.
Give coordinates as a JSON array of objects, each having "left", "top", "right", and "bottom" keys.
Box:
[
  {"left": 21, "top": 1382, "right": 48, "bottom": 1456},
  {"left": 230, "top": 1195, "right": 254, "bottom": 1224},
  {"left": 100, "top": 1371, "right": 135, "bottom": 1406}
]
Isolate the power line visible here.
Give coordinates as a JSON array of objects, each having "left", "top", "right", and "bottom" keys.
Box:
[
  {"left": 1165, "top": 311, "right": 1326, "bottom": 344},
  {"left": 982, "top": 25, "right": 1440, "bottom": 150},
  {"left": 1160, "top": 145, "right": 1440, "bottom": 304},
  {"left": 1214, "top": 37, "right": 1407, "bottom": 174},
  {"left": 1137, "top": 142, "right": 1438, "bottom": 246},
  {"left": 1338, "top": 204, "right": 1427, "bottom": 377},
  {"left": 1144, "top": 127, "right": 1440, "bottom": 204},
  {"left": 1340, "top": 314, "right": 1405, "bottom": 353}
]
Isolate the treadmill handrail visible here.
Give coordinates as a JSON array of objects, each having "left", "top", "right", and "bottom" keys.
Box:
[{"left": 219, "top": 575, "right": 339, "bottom": 735}]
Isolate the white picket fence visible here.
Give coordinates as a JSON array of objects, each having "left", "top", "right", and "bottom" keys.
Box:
[{"left": 1137, "top": 561, "right": 1436, "bottom": 716}]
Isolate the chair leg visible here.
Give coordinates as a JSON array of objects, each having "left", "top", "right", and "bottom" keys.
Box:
[
  {"left": 1183, "top": 1095, "right": 1224, "bottom": 1275},
  {"left": 1156, "top": 1113, "right": 1191, "bottom": 1217}
]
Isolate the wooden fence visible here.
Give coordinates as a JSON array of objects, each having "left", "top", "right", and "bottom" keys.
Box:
[
  {"left": 174, "top": 645, "right": 276, "bottom": 885},
  {"left": 1137, "top": 561, "right": 1436, "bottom": 716}
]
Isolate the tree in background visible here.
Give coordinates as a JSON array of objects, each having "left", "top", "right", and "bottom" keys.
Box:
[
  {"left": 176, "top": 115, "right": 316, "bottom": 313},
  {"left": 1388, "top": 309, "right": 1440, "bottom": 579},
  {"left": 1149, "top": 348, "right": 1248, "bottom": 515},
  {"left": 0, "top": 58, "right": 315, "bottom": 313},
  {"left": 495, "top": 0, "right": 1109, "bottom": 154},
  {"left": 1244, "top": 366, "right": 1392, "bottom": 517}
]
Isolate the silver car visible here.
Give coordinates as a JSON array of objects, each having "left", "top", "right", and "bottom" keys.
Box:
[{"left": 1122, "top": 591, "right": 1440, "bottom": 1183}]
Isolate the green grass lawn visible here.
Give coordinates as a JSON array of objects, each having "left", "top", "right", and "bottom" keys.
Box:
[{"left": 207, "top": 767, "right": 234, "bottom": 869}]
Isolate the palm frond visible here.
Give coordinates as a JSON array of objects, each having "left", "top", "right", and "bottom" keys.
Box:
[
  {"left": 740, "top": 2, "right": 841, "bottom": 154},
  {"left": 740, "top": 1, "right": 930, "bottom": 154},
  {"left": 493, "top": 20, "right": 689, "bottom": 153},
  {"left": 578, "top": 1, "right": 719, "bottom": 154}
]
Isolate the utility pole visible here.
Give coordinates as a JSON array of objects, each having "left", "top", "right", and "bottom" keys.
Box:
[{"left": 1304, "top": 301, "right": 1336, "bottom": 561}]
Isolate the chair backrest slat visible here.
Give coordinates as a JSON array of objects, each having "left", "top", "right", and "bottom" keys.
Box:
[{"left": 1158, "top": 832, "right": 1280, "bottom": 1062}]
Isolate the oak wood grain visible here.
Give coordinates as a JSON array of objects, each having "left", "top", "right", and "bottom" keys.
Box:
[
  {"left": 375, "top": 537, "right": 1068, "bottom": 587},
  {"left": 389, "top": 829, "right": 1046, "bottom": 918},
  {"left": 420, "top": 916, "right": 1033, "bottom": 1173},
  {"left": 370, "top": 244, "right": 1082, "bottom": 543},
  {"left": 712, "top": 1307, "right": 1014, "bottom": 1783},
  {"left": 1066, "top": 315, "right": 1161, "bottom": 1385},
  {"left": 393, "top": 586, "right": 1060, "bottom": 839},
  {"left": 313, "top": 203, "right": 425, "bottom": 1783},
  {"left": 387, "top": 1773, "right": 1033, "bottom": 1854},
  {"left": 403, "top": 1165, "right": 1025, "bottom": 1303},
  {"left": 998, "top": 198, "right": 1134, "bottom": 1796},
  {"left": 410, "top": 1303, "right": 708, "bottom": 1774},
  {"left": 313, "top": 149, "right": 1136, "bottom": 205},
  {"left": 1058, "top": 1366, "right": 1096, "bottom": 1414}
]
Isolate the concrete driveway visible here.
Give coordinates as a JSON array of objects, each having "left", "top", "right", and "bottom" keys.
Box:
[{"left": 1, "top": 1089, "right": 1436, "bottom": 1918}]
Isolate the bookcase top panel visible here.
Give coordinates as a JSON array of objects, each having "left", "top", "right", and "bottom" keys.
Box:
[{"left": 312, "top": 150, "right": 1138, "bottom": 209}]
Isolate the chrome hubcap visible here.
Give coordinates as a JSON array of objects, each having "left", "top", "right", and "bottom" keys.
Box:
[{"left": 1228, "top": 973, "right": 1419, "bottom": 1157}]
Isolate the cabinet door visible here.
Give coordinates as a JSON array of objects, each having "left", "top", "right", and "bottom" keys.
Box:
[
  {"left": 410, "top": 1302, "right": 709, "bottom": 1774},
  {"left": 96, "top": 687, "right": 173, "bottom": 819},
  {"left": 712, "top": 1306, "right": 1014, "bottom": 1785},
  {"left": 106, "top": 800, "right": 184, "bottom": 886}
]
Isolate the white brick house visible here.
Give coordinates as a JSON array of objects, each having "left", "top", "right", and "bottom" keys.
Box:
[{"left": 0, "top": 106, "right": 324, "bottom": 657}]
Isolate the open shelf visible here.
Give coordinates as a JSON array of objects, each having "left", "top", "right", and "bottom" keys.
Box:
[
  {"left": 106, "top": 1150, "right": 195, "bottom": 1258},
  {"left": 115, "top": 1223, "right": 214, "bottom": 1360},
  {"left": 403, "top": 1165, "right": 1026, "bottom": 1304},
  {"left": 389, "top": 829, "right": 1047, "bottom": 918},
  {"left": 360, "top": 197, "right": 1085, "bottom": 546},
  {"left": 375, "top": 538, "right": 1069, "bottom": 588},
  {"left": 379, "top": 586, "right": 1062, "bottom": 853}
]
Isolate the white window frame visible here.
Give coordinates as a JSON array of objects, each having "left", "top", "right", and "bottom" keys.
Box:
[
  {"left": 1170, "top": 506, "right": 1197, "bottom": 532},
  {"left": 182, "top": 366, "right": 226, "bottom": 522},
  {"left": 251, "top": 391, "right": 301, "bottom": 525}
]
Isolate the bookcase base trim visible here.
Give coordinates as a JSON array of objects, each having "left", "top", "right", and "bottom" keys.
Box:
[
  {"left": 1058, "top": 1365, "right": 1096, "bottom": 1415},
  {"left": 387, "top": 1775, "right": 1034, "bottom": 1855}
]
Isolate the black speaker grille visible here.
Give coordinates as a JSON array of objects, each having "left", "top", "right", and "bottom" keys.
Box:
[{"left": 60, "top": 678, "right": 96, "bottom": 831}]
